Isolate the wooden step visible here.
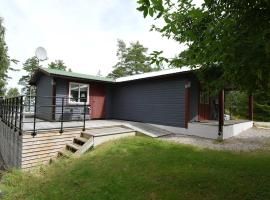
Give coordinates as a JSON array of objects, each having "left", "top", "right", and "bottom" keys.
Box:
[
  {"left": 58, "top": 149, "right": 73, "bottom": 158},
  {"left": 74, "top": 136, "right": 88, "bottom": 144},
  {"left": 66, "top": 143, "right": 80, "bottom": 152},
  {"left": 82, "top": 126, "right": 134, "bottom": 137},
  {"left": 74, "top": 140, "right": 94, "bottom": 156},
  {"left": 81, "top": 132, "right": 93, "bottom": 139}
]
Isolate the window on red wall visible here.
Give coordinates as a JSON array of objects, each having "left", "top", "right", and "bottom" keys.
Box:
[
  {"left": 200, "top": 90, "right": 209, "bottom": 105},
  {"left": 69, "top": 82, "right": 89, "bottom": 104}
]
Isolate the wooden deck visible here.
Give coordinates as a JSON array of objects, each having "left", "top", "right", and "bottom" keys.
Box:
[
  {"left": 21, "top": 125, "right": 137, "bottom": 169},
  {"left": 22, "top": 129, "right": 81, "bottom": 169},
  {"left": 22, "top": 119, "right": 172, "bottom": 138}
]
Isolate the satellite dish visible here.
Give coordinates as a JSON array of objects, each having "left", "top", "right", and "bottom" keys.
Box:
[{"left": 35, "top": 47, "right": 47, "bottom": 61}]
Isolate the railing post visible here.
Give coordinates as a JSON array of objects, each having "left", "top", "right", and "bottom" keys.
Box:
[
  {"left": 32, "top": 96, "right": 37, "bottom": 137},
  {"left": 11, "top": 98, "right": 14, "bottom": 129},
  {"left": 5, "top": 99, "right": 8, "bottom": 124},
  {"left": 29, "top": 93, "right": 31, "bottom": 113},
  {"left": 218, "top": 90, "right": 224, "bottom": 137},
  {"left": 4, "top": 99, "right": 6, "bottom": 123},
  {"left": 82, "top": 101, "right": 86, "bottom": 131},
  {"left": 19, "top": 96, "right": 23, "bottom": 136},
  {"left": 59, "top": 97, "right": 64, "bottom": 134},
  {"left": 14, "top": 97, "right": 18, "bottom": 132},
  {"left": 2, "top": 99, "right": 5, "bottom": 123},
  {"left": 6, "top": 99, "right": 8, "bottom": 125},
  {"left": 0, "top": 97, "right": 3, "bottom": 120},
  {"left": 8, "top": 98, "right": 11, "bottom": 127}
]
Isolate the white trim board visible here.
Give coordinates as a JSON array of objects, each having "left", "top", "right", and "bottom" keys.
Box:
[
  {"left": 115, "top": 67, "right": 192, "bottom": 82},
  {"left": 68, "top": 82, "right": 90, "bottom": 105}
]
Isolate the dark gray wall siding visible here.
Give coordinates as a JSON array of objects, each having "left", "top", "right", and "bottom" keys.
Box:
[
  {"left": 111, "top": 77, "right": 186, "bottom": 127},
  {"left": 34, "top": 72, "right": 199, "bottom": 127},
  {"left": 55, "top": 78, "right": 68, "bottom": 120},
  {"left": 36, "top": 75, "right": 53, "bottom": 120},
  {"left": 105, "top": 86, "right": 113, "bottom": 119}
]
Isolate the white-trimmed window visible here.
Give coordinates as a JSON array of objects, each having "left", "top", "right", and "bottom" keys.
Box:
[{"left": 69, "top": 82, "right": 89, "bottom": 104}]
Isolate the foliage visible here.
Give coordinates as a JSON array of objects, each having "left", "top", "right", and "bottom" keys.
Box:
[
  {"left": 1, "top": 137, "right": 270, "bottom": 200},
  {"left": 137, "top": 0, "right": 270, "bottom": 94},
  {"left": 225, "top": 91, "right": 248, "bottom": 119},
  {"left": 5, "top": 87, "right": 20, "bottom": 98},
  {"left": 108, "top": 40, "right": 159, "bottom": 78},
  {"left": 225, "top": 90, "right": 270, "bottom": 121},
  {"left": 48, "top": 60, "right": 68, "bottom": 71},
  {"left": 18, "top": 57, "right": 40, "bottom": 95},
  {"left": 254, "top": 91, "right": 270, "bottom": 121},
  {"left": 19, "top": 58, "right": 70, "bottom": 97},
  {"left": 0, "top": 18, "right": 10, "bottom": 96}
]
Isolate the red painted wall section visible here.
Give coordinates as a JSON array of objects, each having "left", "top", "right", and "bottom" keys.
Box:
[
  {"left": 198, "top": 89, "right": 211, "bottom": 121},
  {"left": 90, "top": 84, "right": 106, "bottom": 119}
]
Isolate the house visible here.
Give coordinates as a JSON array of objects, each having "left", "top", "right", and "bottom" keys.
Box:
[
  {"left": 29, "top": 68, "right": 114, "bottom": 121},
  {"left": 30, "top": 67, "right": 199, "bottom": 126},
  {"left": 29, "top": 67, "right": 253, "bottom": 139},
  {"left": 0, "top": 67, "right": 254, "bottom": 169}
]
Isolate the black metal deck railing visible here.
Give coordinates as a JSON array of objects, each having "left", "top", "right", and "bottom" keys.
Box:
[{"left": 0, "top": 95, "right": 90, "bottom": 136}]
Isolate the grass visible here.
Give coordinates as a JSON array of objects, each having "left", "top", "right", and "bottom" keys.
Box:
[{"left": 1, "top": 136, "right": 270, "bottom": 200}]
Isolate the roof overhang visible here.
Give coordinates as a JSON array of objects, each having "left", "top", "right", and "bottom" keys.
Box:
[
  {"left": 29, "top": 68, "right": 50, "bottom": 85},
  {"left": 115, "top": 67, "right": 194, "bottom": 83},
  {"left": 29, "top": 68, "right": 115, "bottom": 85},
  {"left": 29, "top": 67, "right": 195, "bottom": 86}
]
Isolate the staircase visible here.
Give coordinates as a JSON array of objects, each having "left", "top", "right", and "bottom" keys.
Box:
[{"left": 58, "top": 125, "right": 136, "bottom": 158}]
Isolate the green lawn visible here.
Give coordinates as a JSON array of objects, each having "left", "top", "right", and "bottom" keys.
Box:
[{"left": 1, "top": 136, "right": 270, "bottom": 200}]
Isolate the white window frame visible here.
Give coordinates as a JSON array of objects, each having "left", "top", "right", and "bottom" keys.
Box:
[{"left": 68, "top": 82, "right": 90, "bottom": 104}]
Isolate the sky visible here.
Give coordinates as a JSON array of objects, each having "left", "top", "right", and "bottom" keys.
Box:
[{"left": 0, "top": 0, "right": 202, "bottom": 90}]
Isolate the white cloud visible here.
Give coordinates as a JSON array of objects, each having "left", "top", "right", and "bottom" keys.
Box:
[{"left": 0, "top": 0, "right": 188, "bottom": 90}]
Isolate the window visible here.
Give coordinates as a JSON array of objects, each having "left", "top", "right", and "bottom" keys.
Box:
[
  {"left": 200, "top": 90, "right": 209, "bottom": 105},
  {"left": 69, "top": 82, "right": 89, "bottom": 104}
]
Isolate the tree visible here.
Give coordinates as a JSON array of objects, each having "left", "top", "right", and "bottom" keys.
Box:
[
  {"left": 108, "top": 40, "right": 154, "bottom": 78},
  {"left": 253, "top": 91, "right": 270, "bottom": 122},
  {"left": 137, "top": 0, "right": 270, "bottom": 94},
  {"left": 225, "top": 90, "right": 270, "bottom": 122},
  {"left": 0, "top": 17, "right": 10, "bottom": 96},
  {"left": 48, "top": 60, "right": 67, "bottom": 71},
  {"left": 6, "top": 87, "right": 20, "bottom": 98},
  {"left": 18, "top": 57, "right": 40, "bottom": 95},
  {"left": 225, "top": 91, "right": 248, "bottom": 119}
]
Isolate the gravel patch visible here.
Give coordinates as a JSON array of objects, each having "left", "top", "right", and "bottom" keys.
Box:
[
  {"left": 161, "top": 127, "right": 270, "bottom": 152},
  {"left": 254, "top": 121, "right": 270, "bottom": 128}
]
